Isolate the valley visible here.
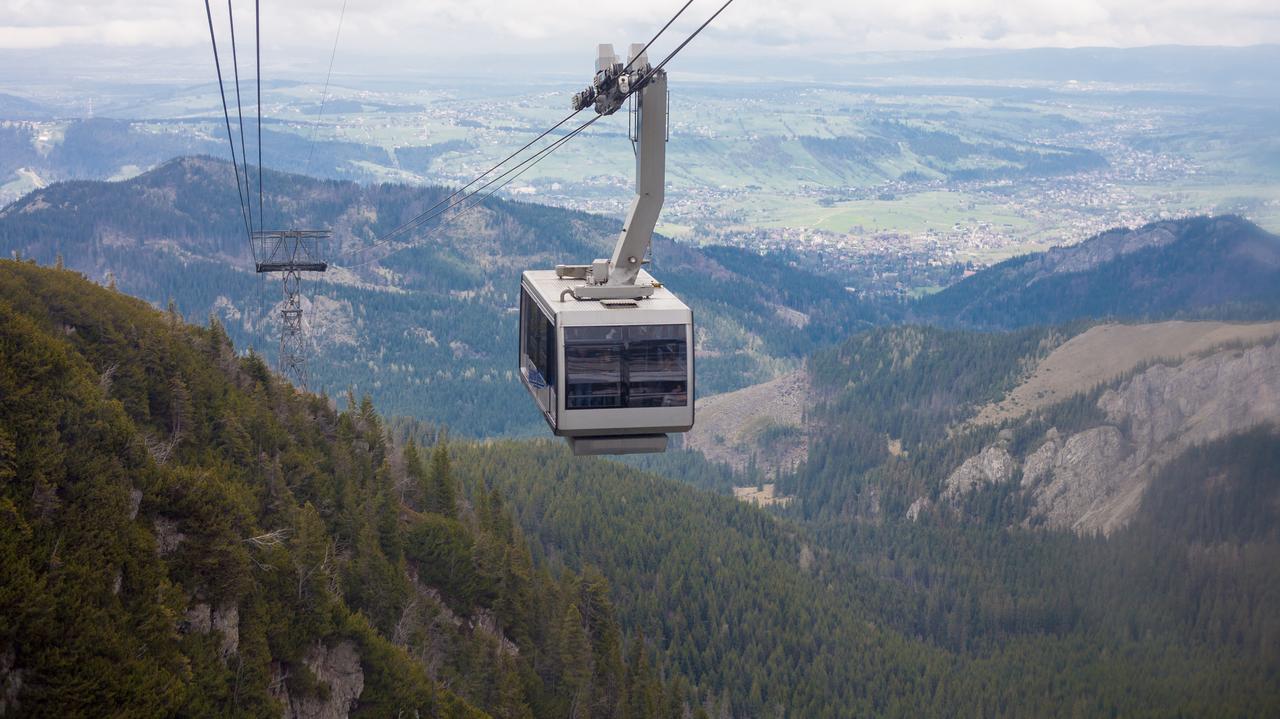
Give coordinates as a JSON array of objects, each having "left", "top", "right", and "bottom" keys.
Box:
[{"left": 3, "top": 45, "right": 1279, "bottom": 299}]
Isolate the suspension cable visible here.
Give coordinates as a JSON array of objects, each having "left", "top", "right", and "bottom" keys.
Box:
[
  {"left": 646, "top": 0, "right": 734, "bottom": 83},
  {"left": 349, "top": 111, "right": 588, "bottom": 256},
  {"left": 303, "top": 0, "right": 349, "bottom": 179},
  {"left": 346, "top": 107, "right": 585, "bottom": 255},
  {"left": 345, "top": 114, "right": 602, "bottom": 269},
  {"left": 203, "top": 0, "right": 253, "bottom": 245},
  {"left": 340, "top": 0, "right": 732, "bottom": 267},
  {"left": 343, "top": 0, "right": 702, "bottom": 258},
  {"left": 621, "top": 0, "right": 693, "bottom": 75},
  {"left": 256, "top": 0, "right": 264, "bottom": 232},
  {"left": 227, "top": 0, "right": 255, "bottom": 233}
]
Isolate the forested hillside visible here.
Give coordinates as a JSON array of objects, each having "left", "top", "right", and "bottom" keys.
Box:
[
  {"left": 0, "top": 259, "right": 686, "bottom": 718},
  {"left": 465, "top": 439, "right": 1280, "bottom": 718},
  {"left": 3, "top": 251, "right": 1280, "bottom": 717},
  {"left": 0, "top": 156, "right": 881, "bottom": 435}
]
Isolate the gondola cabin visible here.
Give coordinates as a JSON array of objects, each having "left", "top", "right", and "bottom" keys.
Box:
[{"left": 519, "top": 269, "right": 693, "bottom": 455}]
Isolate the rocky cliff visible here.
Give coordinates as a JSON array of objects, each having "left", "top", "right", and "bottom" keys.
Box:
[{"left": 937, "top": 338, "right": 1280, "bottom": 534}]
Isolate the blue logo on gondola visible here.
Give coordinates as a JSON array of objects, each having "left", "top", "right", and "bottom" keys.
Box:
[{"left": 527, "top": 367, "right": 548, "bottom": 389}]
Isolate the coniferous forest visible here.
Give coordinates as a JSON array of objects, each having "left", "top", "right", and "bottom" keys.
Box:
[{"left": 3, "top": 239, "right": 1279, "bottom": 716}]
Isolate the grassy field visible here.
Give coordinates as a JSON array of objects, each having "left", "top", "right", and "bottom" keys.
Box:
[
  {"left": 737, "top": 190, "right": 1032, "bottom": 235},
  {"left": 1126, "top": 182, "right": 1280, "bottom": 233},
  {"left": 973, "top": 320, "right": 1280, "bottom": 425}
]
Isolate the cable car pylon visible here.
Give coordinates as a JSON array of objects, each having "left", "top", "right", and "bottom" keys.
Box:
[{"left": 253, "top": 229, "right": 329, "bottom": 390}]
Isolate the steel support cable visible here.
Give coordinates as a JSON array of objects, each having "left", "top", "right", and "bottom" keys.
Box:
[
  {"left": 342, "top": 0, "right": 725, "bottom": 267},
  {"left": 411, "top": 115, "right": 602, "bottom": 234},
  {"left": 620, "top": 0, "right": 694, "bottom": 75},
  {"left": 642, "top": 0, "right": 735, "bottom": 85},
  {"left": 303, "top": 0, "right": 349, "bottom": 179},
  {"left": 227, "top": 0, "right": 255, "bottom": 234},
  {"left": 342, "top": 0, "right": 696, "bottom": 258},
  {"left": 203, "top": 0, "right": 254, "bottom": 246},
  {"left": 340, "top": 107, "right": 586, "bottom": 257},
  {"left": 346, "top": 115, "right": 599, "bottom": 265},
  {"left": 348, "top": 114, "right": 587, "bottom": 257},
  {"left": 344, "top": 115, "right": 602, "bottom": 269},
  {"left": 256, "top": 0, "right": 264, "bottom": 232}
]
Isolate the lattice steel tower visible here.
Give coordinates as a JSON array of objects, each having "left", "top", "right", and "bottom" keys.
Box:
[{"left": 253, "top": 230, "right": 329, "bottom": 390}]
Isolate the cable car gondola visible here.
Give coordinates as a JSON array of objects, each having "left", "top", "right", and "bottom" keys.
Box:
[{"left": 519, "top": 44, "right": 694, "bottom": 455}]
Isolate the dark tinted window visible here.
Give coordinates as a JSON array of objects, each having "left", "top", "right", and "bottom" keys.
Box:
[
  {"left": 565, "top": 324, "right": 687, "bottom": 410},
  {"left": 520, "top": 288, "right": 554, "bottom": 388}
]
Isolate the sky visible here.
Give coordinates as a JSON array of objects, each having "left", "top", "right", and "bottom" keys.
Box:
[{"left": 0, "top": 0, "right": 1278, "bottom": 79}]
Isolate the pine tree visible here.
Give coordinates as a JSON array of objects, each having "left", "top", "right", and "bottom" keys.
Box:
[
  {"left": 559, "top": 603, "right": 593, "bottom": 719},
  {"left": 404, "top": 439, "right": 427, "bottom": 509},
  {"left": 427, "top": 438, "right": 457, "bottom": 517},
  {"left": 495, "top": 651, "right": 532, "bottom": 719}
]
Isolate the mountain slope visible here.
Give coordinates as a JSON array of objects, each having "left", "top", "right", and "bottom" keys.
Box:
[
  {"left": 0, "top": 259, "right": 678, "bottom": 718},
  {"left": 0, "top": 156, "right": 882, "bottom": 435},
  {"left": 465, "top": 439, "right": 1280, "bottom": 718},
  {"left": 4, "top": 259, "right": 1280, "bottom": 718},
  {"left": 916, "top": 215, "right": 1280, "bottom": 329}
]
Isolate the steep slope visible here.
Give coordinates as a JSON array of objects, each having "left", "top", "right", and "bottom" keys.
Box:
[
  {"left": 4, "top": 261, "right": 1279, "bottom": 717},
  {"left": 935, "top": 337, "right": 1280, "bottom": 534},
  {"left": 463, "top": 440, "right": 1280, "bottom": 718},
  {"left": 0, "top": 156, "right": 882, "bottom": 435},
  {"left": 683, "top": 370, "right": 808, "bottom": 475},
  {"left": 788, "top": 318, "right": 1280, "bottom": 530},
  {"left": 0, "top": 260, "right": 676, "bottom": 718},
  {"left": 916, "top": 215, "right": 1280, "bottom": 329},
  {"left": 972, "top": 320, "right": 1280, "bottom": 424}
]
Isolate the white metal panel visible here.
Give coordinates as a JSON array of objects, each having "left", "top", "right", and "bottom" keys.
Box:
[{"left": 520, "top": 270, "right": 695, "bottom": 438}]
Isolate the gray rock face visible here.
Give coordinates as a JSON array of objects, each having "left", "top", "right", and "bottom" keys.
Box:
[
  {"left": 942, "top": 446, "right": 1015, "bottom": 500},
  {"left": 906, "top": 496, "right": 932, "bottom": 522},
  {"left": 182, "top": 602, "right": 240, "bottom": 661},
  {"left": 212, "top": 604, "right": 239, "bottom": 660},
  {"left": 1, "top": 646, "right": 21, "bottom": 717},
  {"left": 1028, "top": 226, "right": 1176, "bottom": 283},
  {"left": 1097, "top": 341, "right": 1280, "bottom": 455},
  {"left": 277, "top": 640, "right": 365, "bottom": 719},
  {"left": 1021, "top": 435, "right": 1059, "bottom": 488},
  {"left": 1026, "top": 426, "right": 1134, "bottom": 534},
  {"left": 153, "top": 517, "right": 185, "bottom": 556},
  {"left": 945, "top": 339, "right": 1280, "bottom": 535}
]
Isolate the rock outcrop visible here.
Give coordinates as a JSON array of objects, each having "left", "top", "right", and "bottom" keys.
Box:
[
  {"left": 1027, "top": 225, "right": 1176, "bottom": 282},
  {"left": 271, "top": 640, "right": 365, "bottom": 719},
  {"left": 941, "top": 446, "right": 1015, "bottom": 500},
  {"left": 182, "top": 602, "right": 240, "bottom": 661},
  {"left": 941, "top": 340, "right": 1280, "bottom": 535},
  {"left": 1, "top": 646, "right": 21, "bottom": 717},
  {"left": 1024, "top": 426, "right": 1134, "bottom": 533}
]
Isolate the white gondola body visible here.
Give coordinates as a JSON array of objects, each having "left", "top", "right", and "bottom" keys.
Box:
[{"left": 519, "top": 269, "right": 694, "bottom": 442}]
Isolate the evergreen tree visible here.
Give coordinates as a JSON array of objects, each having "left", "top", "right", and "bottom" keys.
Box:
[{"left": 427, "top": 438, "right": 457, "bottom": 517}]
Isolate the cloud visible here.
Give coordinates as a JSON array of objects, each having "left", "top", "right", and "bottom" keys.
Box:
[{"left": 0, "top": 0, "right": 1276, "bottom": 58}]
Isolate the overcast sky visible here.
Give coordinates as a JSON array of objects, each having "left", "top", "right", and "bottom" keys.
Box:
[{"left": 1, "top": 0, "right": 1278, "bottom": 77}]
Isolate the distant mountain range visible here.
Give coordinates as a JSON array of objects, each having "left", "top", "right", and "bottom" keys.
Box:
[
  {"left": 0, "top": 92, "right": 49, "bottom": 120},
  {"left": 0, "top": 156, "right": 879, "bottom": 435},
  {"left": 916, "top": 214, "right": 1280, "bottom": 329}
]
